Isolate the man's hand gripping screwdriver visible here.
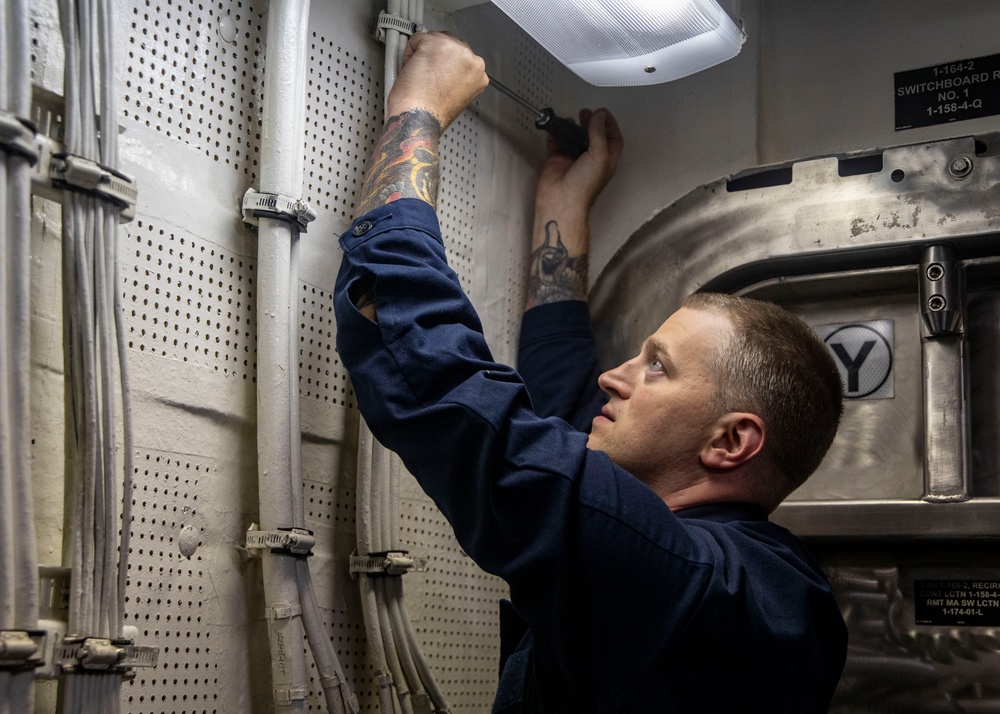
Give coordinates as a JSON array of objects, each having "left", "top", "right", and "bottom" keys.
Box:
[{"left": 487, "top": 75, "right": 590, "bottom": 157}]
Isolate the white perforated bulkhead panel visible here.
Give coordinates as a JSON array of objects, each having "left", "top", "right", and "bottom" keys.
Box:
[{"left": 25, "top": 0, "right": 555, "bottom": 710}]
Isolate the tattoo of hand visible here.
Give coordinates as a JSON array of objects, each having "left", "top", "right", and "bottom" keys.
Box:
[
  {"left": 356, "top": 109, "right": 442, "bottom": 216},
  {"left": 527, "top": 220, "right": 588, "bottom": 306}
]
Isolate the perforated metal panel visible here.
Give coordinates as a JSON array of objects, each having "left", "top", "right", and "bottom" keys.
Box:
[
  {"left": 125, "top": 219, "right": 258, "bottom": 380},
  {"left": 303, "top": 33, "right": 382, "bottom": 224},
  {"left": 25, "top": 0, "right": 555, "bottom": 711},
  {"left": 124, "top": 450, "right": 220, "bottom": 714},
  {"left": 299, "top": 283, "right": 354, "bottom": 408},
  {"left": 439, "top": 109, "right": 482, "bottom": 291},
  {"left": 399, "top": 496, "right": 509, "bottom": 710},
  {"left": 122, "top": 0, "right": 268, "bottom": 183}
]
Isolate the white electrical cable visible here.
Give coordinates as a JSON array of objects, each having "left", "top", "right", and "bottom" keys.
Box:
[
  {"left": 290, "top": 231, "right": 305, "bottom": 528},
  {"left": 384, "top": 0, "right": 401, "bottom": 113},
  {"left": 357, "top": 423, "right": 396, "bottom": 713},
  {"left": 371, "top": 440, "right": 414, "bottom": 714},
  {"left": 397, "top": 0, "right": 409, "bottom": 71},
  {"left": 296, "top": 559, "right": 351, "bottom": 714}
]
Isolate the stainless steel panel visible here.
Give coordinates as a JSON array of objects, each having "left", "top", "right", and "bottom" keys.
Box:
[
  {"left": 590, "top": 135, "right": 1000, "bottom": 370},
  {"left": 922, "top": 337, "right": 970, "bottom": 502},
  {"left": 772, "top": 499, "right": 1000, "bottom": 538},
  {"left": 747, "top": 274, "right": 925, "bottom": 502}
]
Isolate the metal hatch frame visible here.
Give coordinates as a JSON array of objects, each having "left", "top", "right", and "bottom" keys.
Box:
[{"left": 588, "top": 133, "right": 1000, "bottom": 538}]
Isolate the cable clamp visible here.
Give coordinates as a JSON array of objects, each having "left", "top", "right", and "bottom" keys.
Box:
[
  {"left": 0, "top": 110, "right": 40, "bottom": 164},
  {"left": 374, "top": 11, "right": 425, "bottom": 42},
  {"left": 265, "top": 602, "right": 302, "bottom": 621},
  {"left": 56, "top": 636, "right": 159, "bottom": 678},
  {"left": 241, "top": 188, "right": 317, "bottom": 232},
  {"left": 0, "top": 630, "right": 46, "bottom": 672},
  {"left": 49, "top": 153, "right": 138, "bottom": 221},
  {"left": 319, "top": 672, "right": 360, "bottom": 713},
  {"left": 349, "top": 550, "right": 428, "bottom": 577},
  {"left": 274, "top": 686, "right": 310, "bottom": 704},
  {"left": 246, "top": 523, "right": 316, "bottom": 558}
]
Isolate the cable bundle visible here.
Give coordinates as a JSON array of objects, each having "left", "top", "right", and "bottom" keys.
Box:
[
  {"left": 56, "top": 0, "right": 134, "bottom": 709},
  {"left": 358, "top": 4, "right": 452, "bottom": 711}
]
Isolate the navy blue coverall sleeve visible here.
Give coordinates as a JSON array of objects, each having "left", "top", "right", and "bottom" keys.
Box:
[{"left": 518, "top": 301, "right": 604, "bottom": 432}]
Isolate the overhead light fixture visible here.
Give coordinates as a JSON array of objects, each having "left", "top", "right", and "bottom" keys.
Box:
[{"left": 491, "top": 0, "right": 746, "bottom": 87}]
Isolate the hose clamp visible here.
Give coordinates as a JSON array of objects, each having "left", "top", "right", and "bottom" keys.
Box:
[
  {"left": 245, "top": 523, "right": 316, "bottom": 558},
  {"left": 349, "top": 550, "right": 428, "bottom": 577},
  {"left": 56, "top": 636, "right": 159, "bottom": 679},
  {"left": 50, "top": 153, "right": 138, "bottom": 221},
  {"left": 374, "top": 11, "right": 425, "bottom": 43},
  {"left": 241, "top": 188, "right": 317, "bottom": 232}
]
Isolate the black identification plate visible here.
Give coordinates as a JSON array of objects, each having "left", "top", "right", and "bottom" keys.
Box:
[
  {"left": 895, "top": 53, "right": 1000, "bottom": 130},
  {"left": 914, "top": 580, "right": 1000, "bottom": 626}
]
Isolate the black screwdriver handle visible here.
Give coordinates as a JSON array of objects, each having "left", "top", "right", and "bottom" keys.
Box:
[{"left": 535, "top": 109, "right": 590, "bottom": 158}]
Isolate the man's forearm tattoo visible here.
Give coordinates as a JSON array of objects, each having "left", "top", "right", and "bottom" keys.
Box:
[
  {"left": 356, "top": 109, "right": 442, "bottom": 216},
  {"left": 527, "top": 220, "right": 588, "bottom": 306}
]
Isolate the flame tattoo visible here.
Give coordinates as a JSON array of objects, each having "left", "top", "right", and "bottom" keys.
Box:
[{"left": 356, "top": 109, "right": 442, "bottom": 215}]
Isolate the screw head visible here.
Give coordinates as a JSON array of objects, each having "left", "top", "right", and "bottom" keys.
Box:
[
  {"left": 928, "top": 295, "right": 947, "bottom": 312},
  {"left": 948, "top": 155, "right": 973, "bottom": 178},
  {"left": 926, "top": 263, "right": 945, "bottom": 281},
  {"left": 644, "top": 66, "right": 656, "bottom": 73}
]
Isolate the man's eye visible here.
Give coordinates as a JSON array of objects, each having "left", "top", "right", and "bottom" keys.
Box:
[{"left": 648, "top": 358, "right": 664, "bottom": 373}]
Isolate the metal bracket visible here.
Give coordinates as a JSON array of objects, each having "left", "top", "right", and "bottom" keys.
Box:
[
  {"left": 241, "top": 188, "right": 317, "bottom": 232},
  {"left": 245, "top": 523, "right": 316, "bottom": 557},
  {"left": 48, "top": 152, "right": 138, "bottom": 221},
  {"left": 349, "top": 550, "right": 428, "bottom": 577},
  {"left": 56, "top": 636, "right": 159, "bottom": 679},
  {"left": 0, "top": 630, "right": 46, "bottom": 672},
  {"left": 373, "top": 11, "right": 425, "bottom": 43},
  {"left": 0, "top": 110, "right": 40, "bottom": 164},
  {"left": 274, "top": 686, "right": 310, "bottom": 704},
  {"left": 265, "top": 602, "right": 302, "bottom": 621}
]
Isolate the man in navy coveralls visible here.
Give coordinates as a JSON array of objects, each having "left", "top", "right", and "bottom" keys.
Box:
[{"left": 333, "top": 32, "right": 847, "bottom": 713}]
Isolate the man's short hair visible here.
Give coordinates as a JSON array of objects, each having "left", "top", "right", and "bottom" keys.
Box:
[{"left": 682, "top": 292, "right": 844, "bottom": 510}]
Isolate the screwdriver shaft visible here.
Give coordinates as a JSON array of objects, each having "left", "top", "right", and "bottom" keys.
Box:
[{"left": 487, "top": 74, "right": 544, "bottom": 120}]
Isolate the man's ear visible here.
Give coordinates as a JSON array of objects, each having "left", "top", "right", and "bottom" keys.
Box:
[{"left": 700, "top": 413, "right": 765, "bottom": 471}]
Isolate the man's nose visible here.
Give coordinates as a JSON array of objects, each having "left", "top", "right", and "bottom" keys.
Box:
[{"left": 598, "top": 359, "right": 634, "bottom": 399}]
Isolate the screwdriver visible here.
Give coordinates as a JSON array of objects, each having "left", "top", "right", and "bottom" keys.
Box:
[{"left": 487, "top": 75, "right": 590, "bottom": 157}]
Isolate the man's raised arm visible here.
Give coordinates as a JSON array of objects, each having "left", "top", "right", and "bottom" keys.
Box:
[
  {"left": 518, "top": 109, "right": 623, "bottom": 428},
  {"left": 349, "top": 32, "right": 487, "bottom": 320},
  {"left": 525, "top": 108, "right": 623, "bottom": 309}
]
